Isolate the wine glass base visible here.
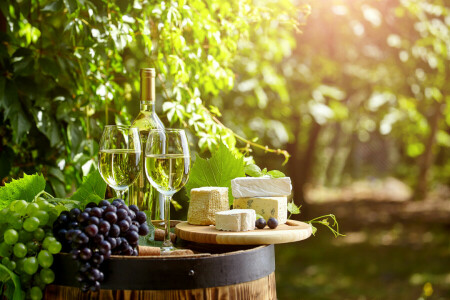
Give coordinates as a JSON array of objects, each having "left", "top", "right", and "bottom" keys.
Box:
[{"left": 160, "top": 245, "right": 176, "bottom": 254}]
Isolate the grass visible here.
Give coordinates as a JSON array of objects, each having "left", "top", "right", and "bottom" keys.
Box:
[{"left": 275, "top": 223, "right": 450, "bottom": 300}]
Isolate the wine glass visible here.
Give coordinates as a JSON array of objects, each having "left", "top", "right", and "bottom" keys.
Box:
[
  {"left": 145, "top": 129, "right": 190, "bottom": 251},
  {"left": 98, "top": 125, "right": 142, "bottom": 201}
]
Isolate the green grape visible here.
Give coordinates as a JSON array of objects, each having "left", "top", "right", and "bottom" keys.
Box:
[
  {"left": 0, "top": 242, "right": 13, "bottom": 257},
  {"left": 31, "top": 211, "right": 49, "bottom": 226},
  {"left": 9, "top": 260, "right": 16, "bottom": 270},
  {"left": 2, "top": 257, "right": 13, "bottom": 270},
  {"left": 42, "top": 237, "right": 56, "bottom": 250},
  {"left": 15, "top": 257, "right": 26, "bottom": 274},
  {"left": 37, "top": 250, "right": 53, "bottom": 268},
  {"left": 0, "top": 208, "right": 9, "bottom": 224},
  {"left": 20, "top": 273, "right": 32, "bottom": 285},
  {"left": 30, "top": 286, "right": 43, "bottom": 300},
  {"left": 39, "top": 268, "right": 55, "bottom": 284},
  {"left": 26, "top": 241, "right": 39, "bottom": 255},
  {"left": 23, "top": 257, "right": 39, "bottom": 275},
  {"left": 13, "top": 242, "right": 27, "bottom": 258},
  {"left": 23, "top": 217, "right": 40, "bottom": 232},
  {"left": 33, "top": 228, "right": 46, "bottom": 241},
  {"left": 12, "top": 200, "right": 28, "bottom": 215},
  {"left": 4, "top": 228, "right": 19, "bottom": 245},
  {"left": 9, "top": 200, "right": 19, "bottom": 211},
  {"left": 8, "top": 214, "right": 23, "bottom": 230},
  {"left": 18, "top": 230, "right": 33, "bottom": 243},
  {"left": 26, "top": 203, "right": 40, "bottom": 215},
  {"left": 48, "top": 241, "right": 62, "bottom": 254},
  {"left": 36, "top": 200, "right": 50, "bottom": 211}
]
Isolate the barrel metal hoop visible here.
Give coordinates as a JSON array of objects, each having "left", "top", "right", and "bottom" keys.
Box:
[{"left": 52, "top": 244, "right": 275, "bottom": 290}]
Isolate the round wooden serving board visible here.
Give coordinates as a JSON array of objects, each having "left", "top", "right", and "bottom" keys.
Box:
[{"left": 175, "top": 220, "right": 313, "bottom": 245}]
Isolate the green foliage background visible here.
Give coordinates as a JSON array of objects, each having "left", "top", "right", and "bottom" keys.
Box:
[{"left": 0, "top": 0, "right": 449, "bottom": 203}]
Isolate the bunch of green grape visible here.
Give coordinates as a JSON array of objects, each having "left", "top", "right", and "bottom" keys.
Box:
[{"left": 0, "top": 199, "right": 63, "bottom": 300}]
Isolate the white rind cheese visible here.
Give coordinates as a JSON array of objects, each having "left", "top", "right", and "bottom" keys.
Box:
[
  {"left": 233, "top": 196, "right": 287, "bottom": 224},
  {"left": 187, "top": 187, "right": 229, "bottom": 225},
  {"left": 215, "top": 209, "right": 256, "bottom": 232},
  {"left": 231, "top": 177, "right": 292, "bottom": 198}
]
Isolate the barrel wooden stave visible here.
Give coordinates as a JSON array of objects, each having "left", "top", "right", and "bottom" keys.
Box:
[{"left": 44, "top": 272, "right": 276, "bottom": 300}]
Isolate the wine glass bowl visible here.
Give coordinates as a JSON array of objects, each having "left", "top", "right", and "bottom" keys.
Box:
[
  {"left": 144, "top": 129, "right": 190, "bottom": 251},
  {"left": 98, "top": 125, "right": 142, "bottom": 200}
]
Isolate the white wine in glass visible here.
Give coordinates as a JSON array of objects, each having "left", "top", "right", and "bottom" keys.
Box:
[
  {"left": 145, "top": 129, "right": 190, "bottom": 251},
  {"left": 98, "top": 125, "right": 142, "bottom": 200}
]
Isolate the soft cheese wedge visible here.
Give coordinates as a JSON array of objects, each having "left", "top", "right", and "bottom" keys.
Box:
[
  {"left": 215, "top": 209, "right": 256, "bottom": 231},
  {"left": 233, "top": 196, "right": 287, "bottom": 224},
  {"left": 231, "top": 177, "right": 292, "bottom": 198},
  {"left": 187, "top": 187, "right": 229, "bottom": 225}
]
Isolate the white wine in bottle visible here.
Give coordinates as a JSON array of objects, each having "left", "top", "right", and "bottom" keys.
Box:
[{"left": 129, "top": 68, "right": 164, "bottom": 236}]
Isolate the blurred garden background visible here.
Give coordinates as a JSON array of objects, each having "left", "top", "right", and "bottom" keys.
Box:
[{"left": 0, "top": 0, "right": 449, "bottom": 299}]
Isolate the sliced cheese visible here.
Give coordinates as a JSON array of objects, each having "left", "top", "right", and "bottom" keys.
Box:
[
  {"left": 231, "top": 177, "right": 292, "bottom": 198},
  {"left": 233, "top": 196, "right": 287, "bottom": 224},
  {"left": 187, "top": 187, "right": 229, "bottom": 225},
  {"left": 215, "top": 209, "right": 256, "bottom": 232}
]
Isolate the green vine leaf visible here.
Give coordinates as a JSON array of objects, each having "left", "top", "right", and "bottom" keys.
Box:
[
  {"left": 70, "top": 169, "right": 107, "bottom": 206},
  {"left": 0, "top": 173, "right": 46, "bottom": 209}
]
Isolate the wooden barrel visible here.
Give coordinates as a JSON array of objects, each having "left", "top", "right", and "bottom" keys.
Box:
[{"left": 45, "top": 244, "right": 277, "bottom": 300}]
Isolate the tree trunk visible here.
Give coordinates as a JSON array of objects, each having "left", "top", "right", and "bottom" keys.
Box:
[{"left": 413, "top": 101, "right": 443, "bottom": 200}]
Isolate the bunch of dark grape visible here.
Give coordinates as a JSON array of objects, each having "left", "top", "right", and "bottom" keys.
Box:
[
  {"left": 53, "top": 199, "right": 149, "bottom": 292},
  {"left": 0, "top": 199, "right": 62, "bottom": 300}
]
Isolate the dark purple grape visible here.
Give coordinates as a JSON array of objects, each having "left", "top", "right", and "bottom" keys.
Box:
[
  {"left": 65, "top": 229, "right": 76, "bottom": 241},
  {"left": 99, "top": 200, "right": 110, "bottom": 207},
  {"left": 57, "top": 213, "right": 69, "bottom": 225},
  {"left": 90, "top": 207, "right": 103, "bottom": 218},
  {"left": 79, "top": 247, "right": 92, "bottom": 260},
  {"left": 267, "top": 217, "right": 279, "bottom": 229},
  {"left": 118, "top": 204, "right": 129, "bottom": 213},
  {"left": 116, "top": 209, "right": 127, "bottom": 220},
  {"left": 118, "top": 220, "right": 130, "bottom": 232},
  {"left": 86, "top": 202, "right": 98, "bottom": 208},
  {"left": 107, "top": 237, "right": 117, "bottom": 249},
  {"left": 255, "top": 218, "right": 266, "bottom": 229},
  {"left": 126, "top": 231, "right": 139, "bottom": 244},
  {"left": 104, "top": 212, "right": 117, "bottom": 224},
  {"left": 80, "top": 281, "right": 90, "bottom": 292},
  {"left": 125, "top": 216, "right": 132, "bottom": 224},
  {"left": 93, "top": 234, "right": 104, "bottom": 244},
  {"left": 132, "top": 221, "right": 140, "bottom": 227},
  {"left": 68, "top": 221, "right": 79, "bottom": 229},
  {"left": 77, "top": 212, "right": 90, "bottom": 224},
  {"left": 128, "top": 210, "right": 136, "bottom": 219},
  {"left": 120, "top": 238, "right": 129, "bottom": 249},
  {"left": 133, "top": 249, "right": 138, "bottom": 256},
  {"left": 115, "top": 237, "right": 122, "bottom": 247},
  {"left": 103, "top": 250, "right": 111, "bottom": 259},
  {"left": 79, "top": 262, "right": 91, "bottom": 272},
  {"left": 105, "top": 205, "right": 117, "bottom": 213},
  {"left": 109, "top": 224, "right": 120, "bottom": 237},
  {"left": 135, "top": 212, "right": 147, "bottom": 224},
  {"left": 88, "top": 268, "right": 101, "bottom": 281},
  {"left": 75, "top": 232, "right": 89, "bottom": 244},
  {"left": 98, "top": 271, "right": 104, "bottom": 282},
  {"left": 129, "top": 205, "right": 139, "bottom": 213},
  {"left": 91, "top": 252, "right": 104, "bottom": 265},
  {"left": 84, "top": 207, "right": 92, "bottom": 214},
  {"left": 129, "top": 224, "right": 139, "bottom": 233},
  {"left": 85, "top": 224, "right": 98, "bottom": 238},
  {"left": 88, "top": 216, "right": 100, "bottom": 225},
  {"left": 138, "top": 224, "right": 149, "bottom": 236},
  {"left": 112, "top": 199, "right": 124, "bottom": 207},
  {"left": 57, "top": 229, "right": 67, "bottom": 240},
  {"left": 99, "top": 241, "right": 111, "bottom": 254},
  {"left": 69, "top": 208, "right": 81, "bottom": 219},
  {"left": 122, "top": 246, "right": 133, "bottom": 256},
  {"left": 75, "top": 272, "right": 84, "bottom": 282},
  {"left": 70, "top": 249, "right": 80, "bottom": 259},
  {"left": 99, "top": 220, "right": 111, "bottom": 234},
  {"left": 89, "top": 280, "right": 101, "bottom": 292}
]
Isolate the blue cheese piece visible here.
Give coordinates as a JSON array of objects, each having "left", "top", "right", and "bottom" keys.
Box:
[
  {"left": 215, "top": 209, "right": 256, "bottom": 232},
  {"left": 233, "top": 196, "right": 287, "bottom": 224},
  {"left": 231, "top": 177, "right": 292, "bottom": 198},
  {"left": 187, "top": 187, "right": 229, "bottom": 225}
]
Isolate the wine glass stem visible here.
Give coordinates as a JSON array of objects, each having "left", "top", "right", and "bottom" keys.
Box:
[
  {"left": 116, "top": 189, "right": 125, "bottom": 200},
  {"left": 162, "top": 195, "right": 173, "bottom": 249}
]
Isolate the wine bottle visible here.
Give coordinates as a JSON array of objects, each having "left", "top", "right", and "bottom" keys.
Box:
[{"left": 129, "top": 68, "right": 164, "bottom": 235}]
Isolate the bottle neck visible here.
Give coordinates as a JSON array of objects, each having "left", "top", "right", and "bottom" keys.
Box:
[{"left": 140, "top": 101, "right": 156, "bottom": 113}]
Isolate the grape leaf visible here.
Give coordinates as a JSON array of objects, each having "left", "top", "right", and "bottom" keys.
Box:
[
  {"left": 244, "top": 164, "right": 263, "bottom": 177},
  {"left": 0, "top": 263, "right": 23, "bottom": 300},
  {"left": 287, "top": 202, "right": 301, "bottom": 215},
  {"left": 70, "top": 169, "right": 106, "bottom": 206},
  {"left": 0, "top": 173, "right": 46, "bottom": 209},
  {"left": 185, "top": 142, "right": 245, "bottom": 205},
  {"left": 267, "top": 170, "right": 285, "bottom": 178}
]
